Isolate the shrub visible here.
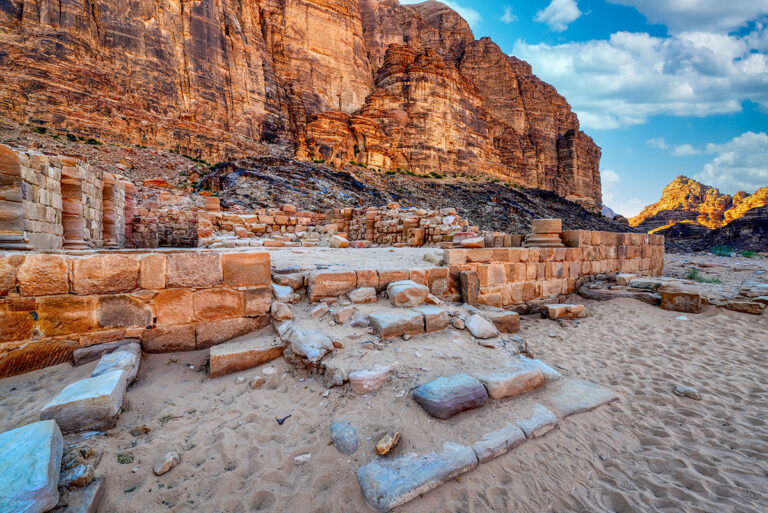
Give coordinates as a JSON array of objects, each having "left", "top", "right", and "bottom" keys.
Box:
[
  {"left": 83, "top": 138, "right": 102, "bottom": 145},
  {"left": 740, "top": 250, "right": 756, "bottom": 258},
  {"left": 32, "top": 126, "right": 47, "bottom": 134},
  {"left": 686, "top": 268, "right": 721, "bottom": 284},
  {"left": 710, "top": 246, "right": 732, "bottom": 257},
  {"left": 66, "top": 133, "right": 77, "bottom": 142}
]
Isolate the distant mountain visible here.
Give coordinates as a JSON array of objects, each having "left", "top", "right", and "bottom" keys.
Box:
[{"left": 602, "top": 205, "right": 617, "bottom": 219}]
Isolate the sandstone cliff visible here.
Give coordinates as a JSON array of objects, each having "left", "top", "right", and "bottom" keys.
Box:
[
  {"left": 630, "top": 176, "right": 768, "bottom": 231},
  {"left": 0, "top": 0, "right": 602, "bottom": 208}
]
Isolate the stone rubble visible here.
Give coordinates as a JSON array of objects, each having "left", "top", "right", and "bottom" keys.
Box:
[
  {"left": 386, "top": 280, "right": 429, "bottom": 307},
  {"left": 349, "top": 365, "right": 397, "bottom": 395}
]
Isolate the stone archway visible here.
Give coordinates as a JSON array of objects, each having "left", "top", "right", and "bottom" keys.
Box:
[
  {"left": 0, "top": 144, "right": 27, "bottom": 249},
  {"left": 60, "top": 159, "right": 89, "bottom": 249}
]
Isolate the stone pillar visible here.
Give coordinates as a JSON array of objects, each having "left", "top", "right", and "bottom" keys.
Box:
[
  {"left": 524, "top": 219, "right": 565, "bottom": 248},
  {"left": 102, "top": 172, "right": 118, "bottom": 249},
  {"left": 122, "top": 180, "right": 136, "bottom": 248},
  {"left": 61, "top": 161, "right": 89, "bottom": 249},
  {"left": 0, "top": 145, "right": 29, "bottom": 249}
]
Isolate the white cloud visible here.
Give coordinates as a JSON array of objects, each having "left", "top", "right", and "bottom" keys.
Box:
[
  {"left": 534, "top": 0, "right": 582, "bottom": 32},
  {"left": 606, "top": 0, "right": 768, "bottom": 33},
  {"left": 600, "top": 169, "right": 645, "bottom": 217},
  {"left": 501, "top": 6, "right": 517, "bottom": 24},
  {"left": 647, "top": 137, "right": 669, "bottom": 150},
  {"left": 694, "top": 132, "right": 768, "bottom": 193},
  {"left": 670, "top": 144, "right": 701, "bottom": 157},
  {"left": 513, "top": 26, "right": 768, "bottom": 130},
  {"left": 401, "top": 0, "right": 482, "bottom": 30}
]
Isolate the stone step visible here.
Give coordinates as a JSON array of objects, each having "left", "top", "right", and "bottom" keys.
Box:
[
  {"left": 209, "top": 334, "right": 285, "bottom": 378},
  {"left": 413, "top": 374, "right": 489, "bottom": 420},
  {"left": 0, "top": 420, "right": 63, "bottom": 513},
  {"left": 40, "top": 370, "right": 128, "bottom": 432}
]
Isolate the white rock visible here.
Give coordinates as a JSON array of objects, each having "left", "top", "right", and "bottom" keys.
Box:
[
  {"left": 386, "top": 280, "right": 429, "bottom": 307},
  {"left": 91, "top": 343, "right": 141, "bottom": 384},
  {"left": 271, "top": 283, "right": 294, "bottom": 303},
  {"left": 516, "top": 404, "right": 557, "bottom": 439},
  {"left": 294, "top": 453, "right": 311, "bottom": 466},
  {"left": 465, "top": 314, "right": 500, "bottom": 339},
  {"left": 153, "top": 452, "right": 180, "bottom": 476}
]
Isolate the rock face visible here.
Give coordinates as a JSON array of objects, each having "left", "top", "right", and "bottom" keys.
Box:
[{"left": 0, "top": 0, "right": 602, "bottom": 207}]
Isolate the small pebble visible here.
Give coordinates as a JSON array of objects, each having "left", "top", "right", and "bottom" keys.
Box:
[
  {"left": 294, "top": 453, "right": 311, "bottom": 466},
  {"left": 673, "top": 385, "right": 701, "bottom": 400}
]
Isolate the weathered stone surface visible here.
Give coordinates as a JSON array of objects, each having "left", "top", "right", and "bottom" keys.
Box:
[
  {"left": 72, "top": 255, "right": 140, "bottom": 295},
  {"left": 349, "top": 364, "right": 396, "bottom": 395},
  {"left": 348, "top": 287, "right": 378, "bottom": 304},
  {"left": 516, "top": 404, "right": 557, "bottom": 439},
  {"left": 330, "top": 422, "right": 358, "bottom": 456},
  {"left": 461, "top": 237, "right": 485, "bottom": 249},
  {"left": 465, "top": 314, "right": 500, "bottom": 339},
  {"left": 92, "top": 343, "right": 141, "bottom": 384},
  {"left": 415, "top": 306, "right": 451, "bottom": 333},
  {"left": 661, "top": 290, "right": 702, "bottom": 314},
  {"left": 357, "top": 442, "right": 478, "bottom": 513},
  {"left": 330, "top": 235, "right": 350, "bottom": 248},
  {"left": 309, "top": 303, "right": 329, "bottom": 319},
  {"left": 16, "top": 254, "right": 69, "bottom": 296},
  {"left": 209, "top": 335, "right": 284, "bottom": 378},
  {"left": 221, "top": 253, "right": 270, "bottom": 287},
  {"left": 368, "top": 310, "right": 425, "bottom": 339},
  {"left": 153, "top": 452, "right": 180, "bottom": 476},
  {"left": 140, "top": 254, "right": 167, "bottom": 290},
  {"left": 519, "top": 357, "right": 562, "bottom": 381},
  {"left": 476, "top": 369, "right": 544, "bottom": 400},
  {"left": 550, "top": 379, "right": 619, "bottom": 418},
  {"left": 196, "top": 317, "right": 269, "bottom": 350},
  {"left": 721, "top": 300, "right": 765, "bottom": 315},
  {"left": 73, "top": 339, "right": 137, "bottom": 366},
  {"left": 97, "top": 295, "right": 152, "bottom": 329},
  {"left": 60, "top": 463, "right": 94, "bottom": 488},
  {"left": 154, "top": 289, "right": 195, "bottom": 326},
  {"left": 193, "top": 288, "right": 244, "bottom": 321},
  {"left": 271, "top": 283, "right": 295, "bottom": 303},
  {"left": 739, "top": 281, "right": 768, "bottom": 298},
  {"left": 376, "top": 430, "right": 401, "bottom": 456},
  {"left": 141, "top": 325, "right": 196, "bottom": 353},
  {"left": 486, "top": 311, "right": 520, "bottom": 333},
  {"left": 287, "top": 329, "right": 334, "bottom": 364},
  {"left": 0, "top": 420, "right": 63, "bottom": 513},
  {"left": 543, "top": 304, "right": 586, "bottom": 320},
  {"left": 332, "top": 305, "right": 356, "bottom": 324},
  {"left": 270, "top": 302, "right": 294, "bottom": 321},
  {"left": 615, "top": 273, "right": 638, "bottom": 286},
  {"left": 471, "top": 423, "right": 526, "bottom": 463},
  {"left": 413, "top": 374, "right": 488, "bottom": 420},
  {"left": 41, "top": 370, "right": 128, "bottom": 432},
  {"left": 60, "top": 476, "right": 105, "bottom": 513},
  {"left": 309, "top": 271, "right": 357, "bottom": 302},
  {"left": 460, "top": 271, "right": 480, "bottom": 306},
  {"left": 244, "top": 287, "right": 272, "bottom": 316},
  {"left": 387, "top": 280, "right": 429, "bottom": 307},
  {"left": 37, "top": 296, "right": 97, "bottom": 337},
  {"left": 167, "top": 253, "right": 221, "bottom": 288}
]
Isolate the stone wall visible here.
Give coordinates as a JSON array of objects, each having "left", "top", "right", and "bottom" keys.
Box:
[
  {"left": 18, "top": 151, "right": 64, "bottom": 250},
  {"left": 0, "top": 250, "right": 273, "bottom": 378}
]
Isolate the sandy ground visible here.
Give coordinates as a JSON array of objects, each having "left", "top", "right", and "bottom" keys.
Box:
[
  {"left": 266, "top": 246, "right": 441, "bottom": 272},
  {"left": 1, "top": 256, "right": 767, "bottom": 513}
]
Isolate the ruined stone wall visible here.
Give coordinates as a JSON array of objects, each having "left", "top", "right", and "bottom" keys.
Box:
[
  {"left": 80, "top": 162, "right": 103, "bottom": 248},
  {"left": 343, "top": 206, "right": 474, "bottom": 247},
  {"left": 17, "top": 151, "right": 64, "bottom": 250},
  {"left": 0, "top": 250, "right": 273, "bottom": 377}
]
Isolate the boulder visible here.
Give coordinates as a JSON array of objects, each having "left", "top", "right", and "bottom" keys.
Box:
[
  {"left": 329, "top": 422, "right": 358, "bottom": 456},
  {"left": 40, "top": 370, "right": 128, "bottom": 432},
  {"left": 549, "top": 379, "right": 619, "bottom": 418},
  {"left": 357, "top": 443, "right": 478, "bottom": 512},
  {"left": 413, "top": 374, "right": 488, "bottom": 420},
  {"left": 91, "top": 343, "right": 141, "bottom": 384},
  {"left": 209, "top": 335, "right": 284, "bottom": 378},
  {"left": 465, "top": 314, "right": 500, "bottom": 339},
  {"left": 471, "top": 424, "right": 526, "bottom": 463},
  {"left": 0, "top": 420, "right": 63, "bottom": 513},
  {"left": 476, "top": 369, "right": 545, "bottom": 400},
  {"left": 387, "top": 280, "right": 429, "bottom": 307},
  {"left": 485, "top": 311, "right": 520, "bottom": 333},
  {"left": 415, "top": 306, "right": 451, "bottom": 333},
  {"left": 368, "top": 311, "right": 425, "bottom": 339},
  {"left": 347, "top": 287, "right": 378, "bottom": 304},
  {"left": 287, "top": 330, "right": 334, "bottom": 364},
  {"left": 349, "top": 364, "right": 396, "bottom": 395},
  {"left": 516, "top": 404, "right": 557, "bottom": 439}
]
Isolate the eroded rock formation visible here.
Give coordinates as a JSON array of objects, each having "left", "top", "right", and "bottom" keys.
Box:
[{"left": 0, "top": 0, "right": 602, "bottom": 209}]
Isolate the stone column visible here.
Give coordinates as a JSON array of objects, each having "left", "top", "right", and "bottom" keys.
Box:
[
  {"left": 0, "top": 144, "right": 29, "bottom": 249},
  {"left": 122, "top": 181, "right": 136, "bottom": 248},
  {"left": 102, "top": 172, "right": 118, "bottom": 248},
  {"left": 61, "top": 161, "right": 89, "bottom": 249}
]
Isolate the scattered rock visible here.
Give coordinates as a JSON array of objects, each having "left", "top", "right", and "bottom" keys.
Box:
[
  {"left": 476, "top": 369, "right": 545, "bottom": 400},
  {"left": 349, "top": 314, "right": 370, "bottom": 328},
  {"left": 673, "top": 385, "right": 701, "bottom": 400},
  {"left": 309, "top": 303, "right": 329, "bottom": 319},
  {"left": 413, "top": 374, "right": 489, "bottom": 420},
  {"left": 357, "top": 442, "right": 478, "bottom": 512},
  {"left": 376, "top": 430, "right": 401, "bottom": 455},
  {"left": 465, "top": 314, "right": 500, "bottom": 339},
  {"left": 329, "top": 422, "right": 358, "bottom": 456},
  {"left": 40, "top": 370, "right": 128, "bottom": 433},
  {"left": 349, "top": 364, "right": 397, "bottom": 394},
  {"left": 333, "top": 305, "right": 356, "bottom": 324},
  {"left": 209, "top": 335, "right": 284, "bottom": 378},
  {"left": 91, "top": 343, "right": 141, "bottom": 384},
  {"left": 471, "top": 424, "right": 526, "bottom": 463},
  {"left": 387, "top": 280, "right": 429, "bottom": 307},
  {"left": 451, "top": 317, "right": 465, "bottom": 330},
  {"left": 287, "top": 329, "right": 334, "bottom": 364},
  {"left": 348, "top": 287, "right": 378, "bottom": 304},
  {"left": 0, "top": 420, "right": 63, "bottom": 513},
  {"left": 270, "top": 301, "right": 293, "bottom": 321},
  {"left": 425, "top": 294, "right": 443, "bottom": 305},
  {"left": 249, "top": 377, "right": 265, "bottom": 389},
  {"left": 294, "top": 453, "right": 311, "bottom": 466},
  {"left": 485, "top": 311, "right": 520, "bottom": 333},
  {"left": 549, "top": 379, "right": 619, "bottom": 418},
  {"left": 516, "top": 404, "right": 557, "bottom": 439},
  {"left": 661, "top": 290, "right": 702, "bottom": 314},
  {"left": 60, "top": 463, "right": 94, "bottom": 488},
  {"left": 330, "top": 235, "right": 349, "bottom": 248},
  {"left": 153, "top": 451, "right": 180, "bottom": 476},
  {"left": 368, "top": 310, "right": 425, "bottom": 339}
]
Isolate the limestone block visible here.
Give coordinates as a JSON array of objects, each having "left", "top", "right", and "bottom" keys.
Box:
[
  {"left": 308, "top": 271, "right": 357, "bottom": 301},
  {"left": 140, "top": 254, "right": 167, "bottom": 290},
  {"left": 368, "top": 310, "right": 425, "bottom": 339},
  {"left": 166, "top": 253, "right": 221, "bottom": 288},
  {"left": 40, "top": 370, "right": 128, "bottom": 432},
  {"left": 413, "top": 374, "right": 488, "bottom": 420},
  {"left": 0, "top": 420, "right": 63, "bottom": 513},
  {"left": 193, "top": 288, "right": 244, "bottom": 321},
  {"left": 141, "top": 325, "right": 196, "bottom": 353},
  {"left": 209, "top": 335, "right": 284, "bottom": 378},
  {"left": 154, "top": 289, "right": 195, "bottom": 325}
]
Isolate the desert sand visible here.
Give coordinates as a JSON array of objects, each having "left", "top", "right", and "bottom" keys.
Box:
[{"left": 1, "top": 254, "right": 767, "bottom": 513}]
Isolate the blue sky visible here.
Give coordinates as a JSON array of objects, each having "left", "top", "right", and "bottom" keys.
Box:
[{"left": 402, "top": 0, "right": 768, "bottom": 216}]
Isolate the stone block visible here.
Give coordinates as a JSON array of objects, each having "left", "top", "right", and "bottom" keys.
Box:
[
  {"left": 471, "top": 424, "right": 526, "bottom": 463},
  {"left": 387, "top": 280, "right": 429, "bottom": 307},
  {"left": 308, "top": 271, "right": 357, "bottom": 301},
  {"left": 377, "top": 270, "right": 410, "bottom": 291},
  {"left": 97, "top": 295, "right": 152, "bottom": 329},
  {"left": 73, "top": 339, "right": 137, "bottom": 366},
  {"left": 532, "top": 219, "right": 562, "bottom": 234},
  {"left": 196, "top": 316, "right": 269, "bottom": 350},
  {"left": 244, "top": 287, "right": 272, "bottom": 315},
  {"left": 476, "top": 369, "right": 544, "bottom": 400},
  {"left": 40, "top": 370, "right": 128, "bottom": 432},
  {"left": 167, "top": 253, "right": 221, "bottom": 288},
  {"left": 37, "top": 296, "right": 97, "bottom": 337},
  {"left": 660, "top": 290, "right": 702, "bottom": 314},
  {"left": 209, "top": 334, "right": 284, "bottom": 378},
  {"left": 516, "top": 404, "right": 557, "bottom": 439},
  {"left": 459, "top": 271, "right": 479, "bottom": 306},
  {"left": 193, "top": 288, "right": 244, "bottom": 321},
  {"left": 0, "top": 256, "right": 16, "bottom": 296},
  {"left": 349, "top": 364, "right": 397, "bottom": 394},
  {"left": 355, "top": 270, "right": 379, "bottom": 289},
  {"left": 286, "top": 329, "right": 334, "bottom": 364},
  {"left": 368, "top": 310, "right": 425, "bottom": 339},
  {"left": 59, "top": 476, "right": 105, "bottom": 513},
  {"left": 347, "top": 287, "right": 377, "bottom": 304},
  {"left": 357, "top": 443, "right": 478, "bottom": 513},
  {"left": 72, "top": 255, "right": 139, "bottom": 295},
  {"left": 91, "top": 343, "right": 141, "bottom": 384},
  {"left": 0, "top": 420, "right": 63, "bottom": 513},
  {"left": 155, "top": 288, "right": 195, "bottom": 325},
  {"left": 543, "top": 304, "right": 587, "bottom": 320},
  {"left": 549, "top": 378, "right": 619, "bottom": 418},
  {"left": 16, "top": 254, "right": 69, "bottom": 296},
  {"left": 486, "top": 311, "right": 520, "bottom": 333},
  {"left": 221, "top": 252, "right": 270, "bottom": 287},
  {"left": 141, "top": 325, "right": 196, "bottom": 353},
  {"left": 465, "top": 314, "right": 499, "bottom": 339},
  {"left": 415, "top": 306, "right": 451, "bottom": 333},
  {"left": 330, "top": 422, "right": 358, "bottom": 456},
  {"left": 413, "top": 374, "right": 488, "bottom": 419},
  {"left": 140, "top": 254, "right": 167, "bottom": 290}
]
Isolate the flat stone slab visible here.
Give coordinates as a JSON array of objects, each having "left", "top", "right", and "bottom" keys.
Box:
[
  {"left": 59, "top": 477, "right": 104, "bottom": 513},
  {"left": 476, "top": 368, "right": 544, "bottom": 400},
  {"left": 73, "top": 339, "right": 137, "bottom": 366},
  {"left": 413, "top": 374, "right": 488, "bottom": 420},
  {"left": 40, "top": 370, "right": 128, "bottom": 432},
  {"left": 287, "top": 329, "right": 334, "bottom": 363},
  {"left": 387, "top": 280, "right": 429, "bottom": 307},
  {"left": 739, "top": 280, "right": 768, "bottom": 298},
  {"left": 349, "top": 364, "right": 397, "bottom": 395},
  {"left": 415, "top": 306, "right": 450, "bottom": 333},
  {"left": 91, "top": 343, "right": 141, "bottom": 384},
  {"left": 368, "top": 310, "right": 425, "bottom": 339},
  {"left": 357, "top": 442, "right": 478, "bottom": 512},
  {"left": 517, "top": 357, "right": 562, "bottom": 381},
  {"left": 550, "top": 379, "right": 619, "bottom": 418},
  {"left": 0, "top": 420, "right": 63, "bottom": 513},
  {"left": 471, "top": 423, "right": 527, "bottom": 463},
  {"left": 465, "top": 314, "right": 499, "bottom": 339},
  {"left": 516, "top": 403, "right": 558, "bottom": 439},
  {"left": 330, "top": 422, "right": 358, "bottom": 456},
  {"left": 209, "top": 336, "right": 285, "bottom": 378}
]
